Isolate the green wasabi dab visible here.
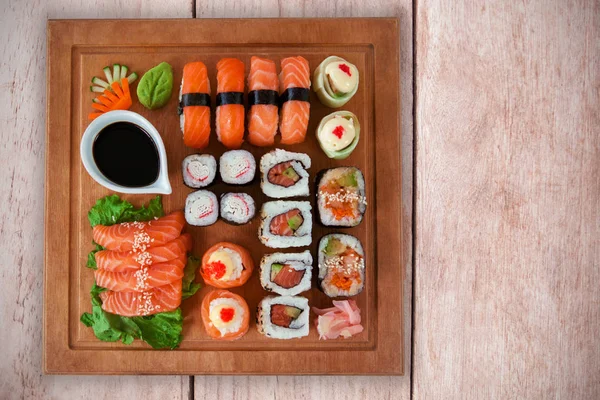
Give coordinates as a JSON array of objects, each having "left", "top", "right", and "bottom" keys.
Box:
[{"left": 137, "top": 62, "right": 174, "bottom": 110}]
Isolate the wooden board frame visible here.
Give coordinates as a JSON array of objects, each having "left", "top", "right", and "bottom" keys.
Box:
[{"left": 44, "top": 18, "right": 402, "bottom": 375}]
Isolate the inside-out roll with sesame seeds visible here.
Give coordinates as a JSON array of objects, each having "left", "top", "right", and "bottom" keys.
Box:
[
  {"left": 318, "top": 233, "right": 365, "bottom": 297},
  {"left": 316, "top": 167, "right": 366, "bottom": 227}
]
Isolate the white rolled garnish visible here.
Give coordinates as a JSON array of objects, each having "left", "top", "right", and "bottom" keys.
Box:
[
  {"left": 313, "top": 56, "right": 360, "bottom": 108},
  {"left": 317, "top": 115, "right": 356, "bottom": 152}
]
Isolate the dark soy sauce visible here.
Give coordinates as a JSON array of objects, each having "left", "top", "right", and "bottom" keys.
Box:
[{"left": 92, "top": 122, "right": 160, "bottom": 187}]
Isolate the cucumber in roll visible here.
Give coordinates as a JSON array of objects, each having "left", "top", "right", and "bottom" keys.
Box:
[
  {"left": 313, "top": 56, "right": 359, "bottom": 108},
  {"left": 316, "top": 111, "right": 360, "bottom": 160}
]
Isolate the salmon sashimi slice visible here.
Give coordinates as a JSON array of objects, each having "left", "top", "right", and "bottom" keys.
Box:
[
  {"left": 95, "top": 233, "right": 192, "bottom": 273},
  {"left": 94, "top": 254, "right": 186, "bottom": 292},
  {"left": 216, "top": 58, "right": 245, "bottom": 149},
  {"left": 272, "top": 264, "right": 306, "bottom": 288},
  {"left": 100, "top": 280, "right": 182, "bottom": 317},
  {"left": 247, "top": 56, "right": 279, "bottom": 146},
  {"left": 181, "top": 62, "right": 211, "bottom": 149},
  {"left": 200, "top": 289, "right": 250, "bottom": 340},
  {"left": 267, "top": 161, "right": 300, "bottom": 188},
  {"left": 269, "top": 208, "right": 303, "bottom": 236},
  {"left": 92, "top": 211, "right": 185, "bottom": 252},
  {"left": 279, "top": 56, "right": 310, "bottom": 145}
]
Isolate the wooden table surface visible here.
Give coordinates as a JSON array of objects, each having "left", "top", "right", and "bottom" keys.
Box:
[{"left": 0, "top": 0, "right": 596, "bottom": 399}]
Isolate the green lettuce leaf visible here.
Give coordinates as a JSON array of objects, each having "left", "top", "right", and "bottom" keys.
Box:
[
  {"left": 182, "top": 255, "right": 202, "bottom": 300},
  {"left": 86, "top": 242, "right": 104, "bottom": 270},
  {"left": 132, "top": 310, "right": 183, "bottom": 349},
  {"left": 88, "top": 195, "right": 164, "bottom": 227}
]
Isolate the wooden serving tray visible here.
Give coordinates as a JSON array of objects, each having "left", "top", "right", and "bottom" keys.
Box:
[{"left": 44, "top": 18, "right": 402, "bottom": 375}]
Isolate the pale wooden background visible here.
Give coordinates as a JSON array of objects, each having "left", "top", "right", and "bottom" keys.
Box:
[{"left": 0, "top": 0, "right": 597, "bottom": 399}]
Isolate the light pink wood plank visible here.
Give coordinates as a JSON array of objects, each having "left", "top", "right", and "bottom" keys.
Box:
[
  {"left": 195, "top": 1, "right": 412, "bottom": 398},
  {"left": 0, "top": 0, "right": 192, "bottom": 398},
  {"left": 415, "top": 1, "right": 600, "bottom": 398}
]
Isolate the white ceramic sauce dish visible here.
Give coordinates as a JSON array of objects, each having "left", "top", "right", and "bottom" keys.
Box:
[{"left": 80, "top": 110, "right": 172, "bottom": 194}]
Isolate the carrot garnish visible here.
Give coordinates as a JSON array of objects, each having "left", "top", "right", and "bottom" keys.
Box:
[{"left": 88, "top": 78, "right": 132, "bottom": 120}]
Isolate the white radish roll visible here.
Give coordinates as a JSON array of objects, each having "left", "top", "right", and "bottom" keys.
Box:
[
  {"left": 219, "top": 150, "right": 256, "bottom": 184},
  {"left": 185, "top": 190, "right": 219, "bottom": 226},
  {"left": 182, "top": 154, "right": 217, "bottom": 188}
]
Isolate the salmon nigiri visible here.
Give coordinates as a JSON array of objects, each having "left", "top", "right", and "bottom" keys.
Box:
[
  {"left": 200, "top": 289, "right": 250, "bottom": 340},
  {"left": 216, "top": 58, "right": 245, "bottom": 149},
  {"left": 247, "top": 56, "right": 279, "bottom": 146},
  {"left": 100, "top": 280, "right": 182, "bottom": 317},
  {"left": 92, "top": 211, "right": 185, "bottom": 252},
  {"left": 279, "top": 56, "right": 311, "bottom": 145},
  {"left": 94, "top": 254, "right": 186, "bottom": 292},
  {"left": 180, "top": 62, "right": 211, "bottom": 149},
  {"left": 95, "top": 233, "right": 192, "bottom": 273}
]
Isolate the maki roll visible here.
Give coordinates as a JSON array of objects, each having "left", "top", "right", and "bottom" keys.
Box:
[
  {"left": 318, "top": 234, "right": 365, "bottom": 297},
  {"left": 220, "top": 192, "right": 255, "bottom": 225},
  {"left": 182, "top": 154, "right": 217, "bottom": 188},
  {"left": 260, "top": 250, "right": 312, "bottom": 296},
  {"left": 316, "top": 111, "right": 360, "bottom": 160},
  {"left": 201, "top": 289, "right": 250, "bottom": 340},
  {"left": 260, "top": 149, "right": 311, "bottom": 198},
  {"left": 259, "top": 201, "right": 312, "bottom": 248},
  {"left": 185, "top": 190, "right": 218, "bottom": 226},
  {"left": 200, "top": 242, "right": 254, "bottom": 288},
  {"left": 219, "top": 150, "right": 256, "bottom": 185},
  {"left": 313, "top": 56, "right": 359, "bottom": 108},
  {"left": 179, "top": 62, "right": 211, "bottom": 149},
  {"left": 257, "top": 295, "right": 309, "bottom": 339},
  {"left": 316, "top": 167, "right": 366, "bottom": 227}
]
